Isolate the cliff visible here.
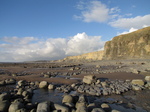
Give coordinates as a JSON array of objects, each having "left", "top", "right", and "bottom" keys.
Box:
[
  {"left": 62, "top": 50, "right": 104, "bottom": 62},
  {"left": 103, "top": 27, "right": 150, "bottom": 60},
  {"left": 61, "top": 27, "right": 150, "bottom": 62}
]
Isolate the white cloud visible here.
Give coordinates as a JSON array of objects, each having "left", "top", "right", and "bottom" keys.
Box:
[
  {"left": 74, "top": 1, "right": 150, "bottom": 31},
  {"left": 0, "top": 33, "right": 105, "bottom": 62},
  {"left": 117, "top": 27, "right": 138, "bottom": 35},
  {"left": 66, "top": 32, "right": 104, "bottom": 55},
  {"left": 74, "top": 1, "right": 110, "bottom": 23},
  {"left": 109, "top": 14, "right": 150, "bottom": 29}
]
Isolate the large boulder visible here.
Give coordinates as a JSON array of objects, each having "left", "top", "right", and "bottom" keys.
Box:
[
  {"left": 131, "top": 79, "right": 144, "bottom": 86},
  {"left": 83, "top": 75, "right": 96, "bottom": 84},
  {"left": 8, "top": 102, "right": 24, "bottom": 112},
  {"left": 39, "top": 81, "right": 48, "bottom": 89},
  {"left": 37, "top": 101, "right": 50, "bottom": 112}
]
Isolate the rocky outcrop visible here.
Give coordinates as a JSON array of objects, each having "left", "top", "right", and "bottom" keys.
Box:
[
  {"left": 62, "top": 50, "right": 104, "bottom": 62},
  {"left": 103, "top": 27, "right": 150, "bottom": 60}
]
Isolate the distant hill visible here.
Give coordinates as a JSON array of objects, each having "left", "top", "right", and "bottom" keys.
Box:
[
  {"left": 61, "top": 27, "right": 150, "bottom": 62},
  {"left": 62, "top": 50, "right": 104, "bottom": 62}
]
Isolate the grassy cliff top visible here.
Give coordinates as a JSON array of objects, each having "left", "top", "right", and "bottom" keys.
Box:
[{"left": 112, "top": 27, "right": 150, "bottom": 42}]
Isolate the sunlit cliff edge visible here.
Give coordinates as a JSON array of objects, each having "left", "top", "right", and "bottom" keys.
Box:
[{"left": 59, "top": 27, "right": 150, "bottom": 62}]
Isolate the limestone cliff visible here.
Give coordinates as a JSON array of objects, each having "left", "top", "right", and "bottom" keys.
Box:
[
  {"left": 63, "top": 50, "right": 104, "bottom": 62},
  {"left": 103, "top": 27, "right": 150, "bottom": 60}
]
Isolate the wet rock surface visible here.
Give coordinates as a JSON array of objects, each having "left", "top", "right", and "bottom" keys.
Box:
[{"left": 0, "top": 77, "right": 149, "bottom": 112}]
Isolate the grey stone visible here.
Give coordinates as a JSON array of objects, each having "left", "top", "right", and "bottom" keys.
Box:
[
  {"left": 37, "top": 101, "right": 50, "bottom": 112},
  {"left": 8, "top": 102, "right": 24, "bottom": 112},
  {"left": 101, "top": 82, "right": 108, "bottom": 87},
  {"left": 22, "top": 91, "right": 30, "bottom": 97},
  {"left": 62, "top": 95, "right": 73, "bottom": 103},
  {"left": 18, "top": 80, "right": 26, "bottom": 87},
  {"left": 0, "top": 80, "right": 6, "bottom": 86},
  {"left": 48, "top": 84, "right": 55, "bottom": 90},
  {"left": 132, "top": 85, "right": 142, "bottom": 91},
  {"left": 101, "top": 103, "right": 111, "bottom": 111},
  {"left": 102, "top": 90, "right": 109, "bottom": 96},
  {"left": 131, "top": 79, "right": 144, "bottom": 86},
  {"left": 54, "top": 104, "right": 69, "bottom": 112},
  {"left": 39, "top": 81, "right": 48, "bottom": 89},
  {"left": 76, "top": 102, "right": 87, "bottom": 109},
  {"left": 71, "top": 83, "right": 76, "bottom": 88},
  {"left": 5, "top": 78, "right": 16, "bottom": 84},
  {"left": 44, "top": 74, "right": 50, "bottom": 78},
  {"left": 88, "top": 90, "right": 96, "bottom": 96},
  {"left": 9, "top": 78, "right": 16, "bottom": 84},
  {"left": 64, "top": 102, "right": 74, "bottom": 108},
  {"left": 145, "top": 76, "right": 150, "bottom": 81},
  {"left": 131, "top": 68, "right": 140, "bottom": 74},
  {"left": 17, "top": 88, "right": 24, "bottom": 95},
  {"left": 76, "top": 106, "right": 87, "bottom": 112},
  {"left": 83, "top": 75, "right": 95, "bottom": 84}
]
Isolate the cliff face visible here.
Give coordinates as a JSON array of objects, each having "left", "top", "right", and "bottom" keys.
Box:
[
  {"left": 63, "top": 50, "right": 104, "bottom": 62},
  {"left": 103, "top": 27, "right": 150, "bottom": 60},
  {"left": 61, "top": 27, "right": 150, "bottom": 62}
]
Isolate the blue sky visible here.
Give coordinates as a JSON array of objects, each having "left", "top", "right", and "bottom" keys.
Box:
[{"left": 0, "top": 0, "right": 150, "bottom": 62}]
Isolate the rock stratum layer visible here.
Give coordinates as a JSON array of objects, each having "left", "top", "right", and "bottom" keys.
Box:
[{"left": 62, "top": 27, "right": 150, "bottom": 62}]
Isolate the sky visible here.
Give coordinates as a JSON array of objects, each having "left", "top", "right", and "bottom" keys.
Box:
[{"left": 0, "top": 0, "right": 150, "bottom": 62}]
